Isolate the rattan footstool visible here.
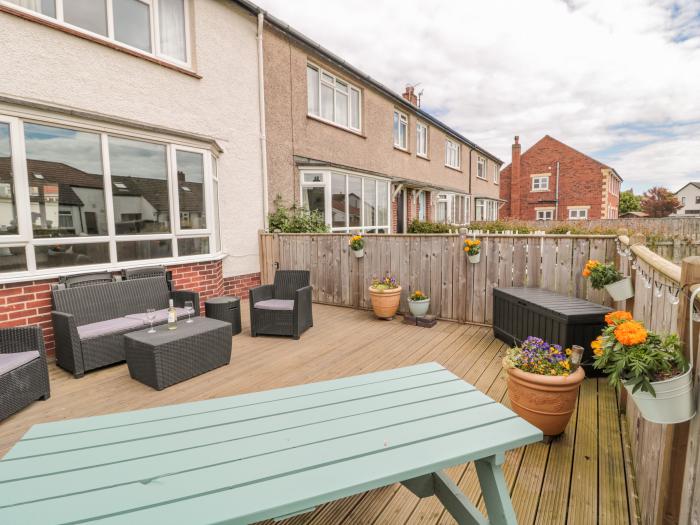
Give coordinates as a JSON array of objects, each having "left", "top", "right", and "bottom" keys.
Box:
[{"left": 125, "top": 318, "right": 232, "bottom": 390}]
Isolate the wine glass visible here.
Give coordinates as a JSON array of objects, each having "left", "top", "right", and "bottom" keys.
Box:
[
  {"left": 146, "top": 308, "right": 156, "bottom": 333},
  {"left": 184, "top": 300, "right": 194, "bottom": 323}
]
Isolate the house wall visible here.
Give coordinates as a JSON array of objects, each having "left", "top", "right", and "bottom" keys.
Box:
[
  {"left": 262, "top": 24, "right": 500, "bottom": 221},
  {"left": 500, "top": 136, "right": 617, "bottom": 221},
  {"left": 0, "top": 0, "right": 263, "bottom": 279},
  {"left": 674, "top": 185, "right": 700, "bottom": 216}
]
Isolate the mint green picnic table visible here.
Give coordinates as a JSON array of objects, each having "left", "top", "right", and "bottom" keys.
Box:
[{"left": 0, "top": 362, "right": 541, "bottom": 525}]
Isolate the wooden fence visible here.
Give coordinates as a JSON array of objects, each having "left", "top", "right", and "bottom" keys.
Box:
[
  {"left": 511, "top": 217, "right": 700, "bottom": 239},
  {"left": 648, "top": 239, "right": 700, "bottom": 263},
  {"left": 259, "top": 233, "right": 617, "bottom": 324}
]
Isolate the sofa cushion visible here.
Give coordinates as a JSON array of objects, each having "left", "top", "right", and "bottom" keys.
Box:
[
  {"left": 254, "top": 299, "right": 295, "bottom": 311},
  {"left": 0, "top": 351, "right": 40, "bottom": 376},
  {"left": 125, "top": 308, "right": 189, "bottom": 324},
  {"left": 77, "top": 318, "right": 145, "bottom": 340}
]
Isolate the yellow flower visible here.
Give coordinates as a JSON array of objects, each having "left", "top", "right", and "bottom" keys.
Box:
[{"left": 562, "top": 361, "right": 570, "bottom": 370}]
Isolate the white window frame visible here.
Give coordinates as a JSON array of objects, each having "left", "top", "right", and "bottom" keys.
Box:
[
  {"left": 416, "top": 122, "right": 428, "bottom": 158},
  {"left": 393, "top": 110, "right": 408, "bottom": 150},
  {"left": 477, "top": 156, "right": 486, "bottom": 180},
  {"left": 0, "top": 111, "right": 219, "bottom": 282},
  {"left": 475, "top": 198, "right": 498, "bottom": 222},
  {"left": 445, "top": 139, "right": 460, "bottom": 169},
  {"left": 568, "top": 207, "right": 589, "bottom": 220},
  {"left": 531, "top": 175, "right": 549, "bottom": 192},
  {"left": 0, "top": 0, "right": 192, "bottom": 68},
  {"left": 306, "top": 63, "right": 361, "bottom": 133},
  {"left": 299, "top": 167, "right": 391, "bottom": 233},
  {"left": 493, "top": 163, "right": 499, "bottom": 184},
  {"left": 535, "top": 208, "right": 555, "bottom": 221}
]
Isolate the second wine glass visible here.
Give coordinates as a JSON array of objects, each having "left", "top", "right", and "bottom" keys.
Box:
[{"left": 184, "top": 300, "right": 195, "bottom": 323}]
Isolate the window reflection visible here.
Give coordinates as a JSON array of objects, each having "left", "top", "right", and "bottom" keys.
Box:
[
  {"left": 0, "top": 246, "right": 26, "bottom": 272},
  {"left": 24, "top": 123, "right": 107, "bottom": 238},
  {"left": 0, "top": 124, "right": 18, "bottom": 235},
  {"left": 176, "top": 151, "right": 206, "bottom": 230},
  {"left": 117, "top": 239, "right": 172, "bottom": 261},
  {"left": 109, "top": 137, "right": 170, "bottom": 234},
  {"left": 178, "top": 237, "right": 209, "bottom": 256},
  {"left": 35, "top": 243, "right": 109, "bottom": 269}
]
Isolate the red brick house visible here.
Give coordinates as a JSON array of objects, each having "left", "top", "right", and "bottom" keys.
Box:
[{"left": 499, "top": 135, "right": 622, "bottom": 221}]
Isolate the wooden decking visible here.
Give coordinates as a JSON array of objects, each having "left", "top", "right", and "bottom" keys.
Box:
[{"left": 0, "top": 304, "right": 636, "bottom": 525}]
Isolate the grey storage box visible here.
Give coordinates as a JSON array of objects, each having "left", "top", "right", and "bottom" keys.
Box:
[
  {"left": 205, "top": 296, "right": 242, "bottom": 335},
  {"left": 493, "top": 287, "right": 612, "bottom": 375}
]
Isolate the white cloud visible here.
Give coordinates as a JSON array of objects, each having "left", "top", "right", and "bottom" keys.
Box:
[{"left": 255, "top": 0, "right": 700, "bottom": 192}]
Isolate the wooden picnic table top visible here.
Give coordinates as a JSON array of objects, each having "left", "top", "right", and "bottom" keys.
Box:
[{"left": 0, "top": 362, "right": 541, "bottom": 524}]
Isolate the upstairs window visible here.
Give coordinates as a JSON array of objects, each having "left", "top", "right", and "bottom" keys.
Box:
[
  {"left": 306, "top": 64, "right": 361, "bottom": 132},
  {"left": 393, "top": 110, "right": 408, "bottom": 150},
  {"left": 445, "top": 139, "right": 460, "bottom": 169},
  {"left": 493, "top": 163, "right": 499, "bottom": 184},
  {"left": 532, "top": 176, "right": 549, "bottom": 191},
  {"left": 477, "top": 156, "right": 486, "bottom": 179},
  {"left": 416, "top": 122, "right": 428, "bottom": 157},
  {"left": 2, "top": 0, "right": 189, "bottom": 64}
]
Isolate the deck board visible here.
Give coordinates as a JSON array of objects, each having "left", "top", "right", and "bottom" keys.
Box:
[{"left": 0, "top": 303, "right": 634, "bottom": 525}]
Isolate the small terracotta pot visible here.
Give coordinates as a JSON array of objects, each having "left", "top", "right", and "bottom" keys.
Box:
[
  {"left": 506, "top": 365, "right": 585, "bottom": 436},
  {"left": 369, "top": 286, "right": 402, "bottom": 319}
]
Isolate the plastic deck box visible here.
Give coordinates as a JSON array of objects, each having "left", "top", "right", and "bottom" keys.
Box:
[{"left": 493, "top": 287, "right": 612, "bottom": 375}]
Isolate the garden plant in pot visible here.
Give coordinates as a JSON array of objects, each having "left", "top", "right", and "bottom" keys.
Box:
[
  {"left": 368, "top": 275, "right": 401, "bottom": 320},
  {"left": 503, "top": 337, "right": 585, "bottom": 436},
  {"left": 464, "top": 238, "right": 481, "bottom": 264},
  {"left": 583, "top": 259, "right": 633, "bottom": 301},
  {"left": 592, "top": 311, "right": 694, "bottom": 424},
  {"left": 349, "top": 234, "right": 364, "bottom": 258},
  {"left": 408, "top": 290, "right": 430, "bottom": 317}
]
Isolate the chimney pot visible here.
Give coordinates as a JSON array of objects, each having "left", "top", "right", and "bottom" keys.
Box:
[
  {"left": 402, "top": 85, "right": 418, "bottom": 106},
  {"left": 514, "top": 135, "right": 520, "bottom": 145}
]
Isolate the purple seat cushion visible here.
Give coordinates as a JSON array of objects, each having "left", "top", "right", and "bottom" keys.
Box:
[
  {"left": 77, "top": 318, "right": 145, "bottom": 340},
  {"left": 254, "top": 299, "right": 295, "bottom": 311},
  {"left": 124, "top": 308, "right": 189, "bottom": 324},
  {"left": 0, "top": 351, "right": 40, "bottom": 375}
]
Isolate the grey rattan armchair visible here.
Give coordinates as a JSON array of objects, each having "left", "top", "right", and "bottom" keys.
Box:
[
  {"left": 0, "top": 325, "right": 50, "bottom": 422},
  {"left": 249, "top": 270, "right": 312, "bottom": 340}
]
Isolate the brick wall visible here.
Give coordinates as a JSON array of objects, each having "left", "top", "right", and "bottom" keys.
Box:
[
  {"left": 500, "top": 135, "right": 619, "bottom": 221},
  {"left": 0, "top": 259, "right": 260, "bottom": 358}
]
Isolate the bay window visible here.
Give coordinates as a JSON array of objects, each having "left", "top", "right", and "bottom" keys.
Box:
[
  {"left": 306, "top": 64, "right": 361, "bottom": 132},
  {"left": 301, "top": 169, "right": 390, "bottom": 233},
  {"left": 475, "top": 198, "right": 498, "bottom": 221},
  {"left": 434, "top": 193, "right": 469, "bottom": 225},
  {"left": 0, "top": 114, "right": 219, "bottom": 278},
  {"left": 2, "top": 0, "right": 190, "bottom": 65}
]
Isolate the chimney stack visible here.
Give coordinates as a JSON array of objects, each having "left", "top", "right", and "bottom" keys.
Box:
[
  {"left": 511, "top": 136, "right": 522, "bottom": 218},
  {"left": 402, "top": 85, "right": 418, "bottom": 106}
]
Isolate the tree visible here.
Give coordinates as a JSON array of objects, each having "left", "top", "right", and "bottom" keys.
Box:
[
  {"left": 619, "top": 190, "right": 642, "bottom": 214},
  {"left": 640, "top": 186, "right": 682, "bottom": 218}
]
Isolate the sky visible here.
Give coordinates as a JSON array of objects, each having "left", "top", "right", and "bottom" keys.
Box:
[{"left": 255, "top": 0, "right": 700, "bottom": 194}]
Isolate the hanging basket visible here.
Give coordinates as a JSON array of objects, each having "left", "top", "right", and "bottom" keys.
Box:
[
  {"left": 468, "top": 253, "right": 481, "bottom": 264},
  {"left": 352, "top": 248, "right": 364, "bottom": 258},
  {"left": 605, "top": 276, "right": 634, "bottom": 301},
  {"left": 624, "top": 369, "right": 695, "bottom": 424}
]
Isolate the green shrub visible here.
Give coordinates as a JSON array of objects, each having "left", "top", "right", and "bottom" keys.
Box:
[
  {"left": 407, "top": 219, "right": 459, "bottom": 233},
  {"left": 469, "top": 221, "right": 534, "bottom": 234},
  {"left": 268, "top": 198, "right": 329, "bottom": 233}
]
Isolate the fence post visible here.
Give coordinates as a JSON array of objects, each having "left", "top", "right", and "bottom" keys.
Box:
[{"left": 673, "top": 257, "right": 700, "bottom": 525}]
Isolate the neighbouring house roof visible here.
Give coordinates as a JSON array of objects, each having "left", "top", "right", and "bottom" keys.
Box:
[
  {"left": 674, "top": 182, "right": 700, "bottom": 194},
  {"left": 501, "top": 135, "right": 623, "bottom": 181},
  {"left": 620, "top": 211, "right": 649, "bottom": 218},
  {"left": 233, "top": 0, "right": 503, "bottom": 165}
]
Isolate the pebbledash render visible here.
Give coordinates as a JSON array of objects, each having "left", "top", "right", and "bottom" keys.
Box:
[
  {"left": 0, "top": 0, "right": 266, "bottom": 355},
  {"left": 499, "top": 135, "right": 623, "bottom": 221},
  {"left": 260, "top": 17, "right": 503, "bottom": 232}
]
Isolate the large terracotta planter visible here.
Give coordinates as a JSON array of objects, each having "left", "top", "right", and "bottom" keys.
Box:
[
  {"left": 369, "top": 286, "right": 402, "bottom": 319},
  {"left": 506, "top": 365, "right": 585, "bottom": 436}
]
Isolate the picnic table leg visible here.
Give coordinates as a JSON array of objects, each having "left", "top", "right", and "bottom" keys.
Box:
[{"left": 475, "top": 454, "right": 518, "bottom": 525}]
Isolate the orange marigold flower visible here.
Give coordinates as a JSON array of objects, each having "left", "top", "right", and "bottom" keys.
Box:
[
  {"left": 582, "top": 269, "right": 591, "bottom": 277},
  {"left": 614, "top": 321, "right": 648, "bottom": 346},
  {"left": 605, "top": 311, "right": 633, "bottom": 326}
]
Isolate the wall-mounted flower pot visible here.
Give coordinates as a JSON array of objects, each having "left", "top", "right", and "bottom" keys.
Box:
[
  {"left": 408, "top": 298, "right": 430, "bottom": 317},
  {"left": 624, "top": 369, "right": 695, "bottom": 424},
  {"left": 506, "top": 365, "right": 585, "bottom": 436},
  {"left": 468, "top": 253, "right": 481, "bottom": 264},
  {"left": 352, "top": 248, "right": 364, "bottom": 258},
  {"left": 605, "top": 276, "right": 634, "bottom": 302},
  {"left": 369, "top": 286, "right": 402, "bottom": 319}
]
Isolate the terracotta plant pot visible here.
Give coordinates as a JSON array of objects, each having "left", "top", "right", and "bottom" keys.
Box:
[
  {"left": 506, "top": 365, "right": 585, "bottom": 436},
  {"left": 368, "top": 286, "right": 402, "bottom": 319}
]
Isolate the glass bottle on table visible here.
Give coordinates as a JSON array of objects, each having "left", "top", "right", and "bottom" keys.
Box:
[{"left": 167, "top": 299, "right": 177, "bottom": 330}]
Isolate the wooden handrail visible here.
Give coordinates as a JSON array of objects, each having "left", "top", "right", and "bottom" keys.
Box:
[{"left": 619, "top": 234, "right": 681, "bottom": 283}]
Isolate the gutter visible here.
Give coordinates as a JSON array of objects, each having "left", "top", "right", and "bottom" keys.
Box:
[
  {"left": 233, "top": 0, "right": 503, "bottom": 165},
  {"left": 256, "top": 12, "right": 269, "bottom": 230}
]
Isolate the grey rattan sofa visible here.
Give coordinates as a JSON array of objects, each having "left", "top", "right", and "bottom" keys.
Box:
[
  {"left": 249, "top": 270, "right": 312, "bottom": 340},
  {"left": 0, "top": 325, "right": 50, "bottom": 421},
  {"left": 51, "top": 277, "right": 199, "bottom": 378}
]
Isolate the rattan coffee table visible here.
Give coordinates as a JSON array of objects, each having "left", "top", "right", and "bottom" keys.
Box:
[{"left": 125, "top": 317, "right": 232, "bottom": 390}]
